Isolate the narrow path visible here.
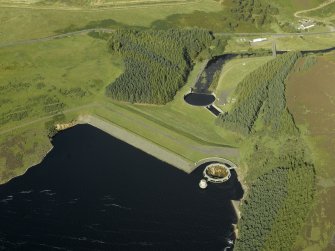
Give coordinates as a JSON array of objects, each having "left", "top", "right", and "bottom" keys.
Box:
[
  {"left": 294, "top": 0, "right": 335, "bottom": 18},
  {"left": 1, "top": 28, "right": 335, "bottom": 50},
  {"left": 0, "top": 0, "right": 200, "bottom": 12},
  {"left": 0, "top": 28, "right": 114, "bottom": 49},
  {"left": 0, "top": 103, "right": 100, "bottom": 136}
]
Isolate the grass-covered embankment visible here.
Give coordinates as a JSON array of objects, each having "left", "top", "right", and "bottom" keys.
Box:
[
  {"left": 79, "top": 114, "right": 195, "bottom": 173},
  {"left": 214, "top": 55, "right": 273, "bottom": 109}
]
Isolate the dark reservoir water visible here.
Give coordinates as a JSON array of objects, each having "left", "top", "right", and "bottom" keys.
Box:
[
  {"left": 0, "top": 124, "right": 243, "bottom": 250},
  {"left": 184, "top": 93, "right": 216, "bottom": 106}
]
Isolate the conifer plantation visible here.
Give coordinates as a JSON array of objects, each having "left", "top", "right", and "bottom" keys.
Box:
[
  {"left": 221, "top": 52, "right": 316, "bottom": 250},
  {"left": 217, "top": 52, "right": 301, "bottom": 134},
  {"left": 106, "top": 29, "right": 213, "bottom": 104}
]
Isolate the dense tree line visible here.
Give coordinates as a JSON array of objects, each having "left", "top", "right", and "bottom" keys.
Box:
[
  {"left": 152, "top": 0, "right": 279, "bottom": 32},
  {"left": 216, "top": 52, "right": 301, "bottom": 134},
  {"left": 235, "top": 163, "right": 315, "bottom": 251},
  {"left": 229, "top": 0, "right": 279, "bottom": 27},
  {"left": 262, "top": 164, "right": 315, "bottom": 250},
  {"left": 221, "top": 50, "right": 316, "bottom": 250},
  {"left": 235, "top": 167, "right": 290, "bottom": 251},
  {"left": 262, "top": 78, "right": 298, "bottom": 134},
  {"left": 106, "top": 29, "right": 214, "bottom": 104},
  {"left": 235, "top": 135, "right": 315, "bottom": 250}
]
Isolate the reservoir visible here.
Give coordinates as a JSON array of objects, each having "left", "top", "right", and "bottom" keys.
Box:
[
  {"left": 0, "top": 124, "right": 242, "bottom": 250},
  {"left": 184, "top": 92, "right": 216, "bottom": 106}
]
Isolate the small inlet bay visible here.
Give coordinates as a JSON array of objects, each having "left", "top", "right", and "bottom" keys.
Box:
[{"left": 0, "top": 124, "right": 243, "bottom": 250}]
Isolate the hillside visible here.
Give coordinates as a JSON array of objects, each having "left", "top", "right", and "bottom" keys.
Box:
[
  {"left": 106, "top": 29, "right": 214, "bottom": 104},
  {"left": 0, "top": 0, "right": 335, "bottom": 249},
  {"left": 0, "top": 0, "right": 196, "bottom": 7}
]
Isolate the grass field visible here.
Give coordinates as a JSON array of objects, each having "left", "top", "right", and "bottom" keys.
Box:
[
  {"left": 0, "top": 35, "right": 122, "bottom": 183},
  {"left": 292, "top": 0, "right": 335, "bottom": 27},
  {"left": 274, "top": 33, "right": 335, "bottom": 51},
  {"left": 308, "top": 1, "right": 335, "bottom": 21},
  {"left": 225, "top": 33, "right": 335, "bottom": 53},
  {"left": 0, "top": 0, "right": 197, "bottom": 7},
  {"left": 0, "top": 123, "right": 52, "bottom": 183},
  {"left": 0, "top": 1, "right": 334, "bottom": 248},
  {"left": 2, "top": 0, "right": 333, "bottom": 46},
  {"left": 0, "top": 35, "right": 122, "bottom": 128},
  {"left": 1, "top": 30, "right": 333, "bottom": 184},
  {"left": 0, "top": 33, "right": 242, "bottom": 184},
  {"left": 272, "top": 0, "right": 325, "bottom": 21},
  {"left": 214, "top": 55, "right": 273, "bottom": 109},
  {"left": 0, "top": 0, "right": 221, "bottom": 43},
  {"left": 286, "top": 52, "right": 335, "bottom": 250},
  {"left": 275, "top": 0, "right": 324, "bottom": 12}
]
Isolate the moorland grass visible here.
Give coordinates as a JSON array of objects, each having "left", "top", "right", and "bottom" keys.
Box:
[
  {"left": 0, "top": 0, "right": 221, "bottom": 43},
  {"left": 286, "top": 52, "right": 335, "bottom": 250},
  {"left": 308, "top": 1, "right": 335, "bottom": 18},
  {"left": 0, "top": 34, "right": 240, "bottom": 184},
  {"left": 271, "top": 0, "right": 324, "bottom": 21},
  {"left": 0, "top": 35, "right": 122, "bottom": 129},
  {"left": 225, "top": 33, "right": 335, "bottom": 53},
  {"left": 214, "top": 55, "right": 273, "bottom": 109}
]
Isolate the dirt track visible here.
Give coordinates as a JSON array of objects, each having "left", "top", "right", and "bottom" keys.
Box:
[{"left": 294, "top": 0, "right": 335, "bottom": 18}]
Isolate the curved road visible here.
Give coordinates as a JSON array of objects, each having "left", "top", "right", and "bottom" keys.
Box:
[
  {"left": 294, "top": 0, "right": 335, "bottom": 27},
  {"left": 294, "top": 0, "right": 335, "bottom": 18}
]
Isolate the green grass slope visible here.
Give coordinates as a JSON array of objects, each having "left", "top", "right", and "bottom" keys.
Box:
[{"left": 0, "top": 33, "right": 239, "bottom": 184}]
